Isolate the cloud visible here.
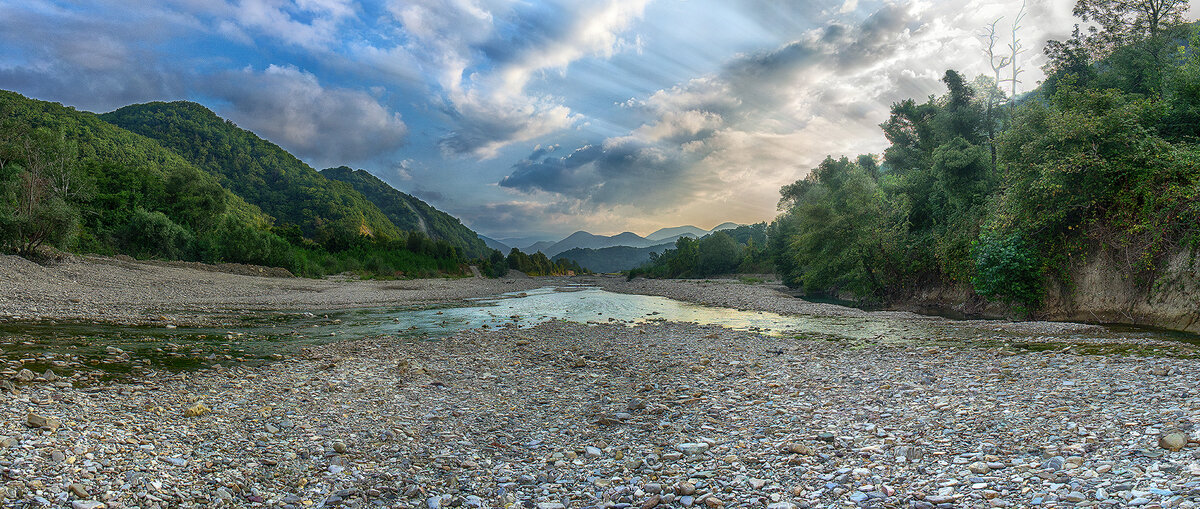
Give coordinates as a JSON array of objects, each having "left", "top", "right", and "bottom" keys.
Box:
[
  {"left": 202, "top": 65, "right": 408, "bottom": 165},
  {"left": 381, "top": 0, "right": 650, "bottom": 158},
  {"left": 496, "top": 1, "right": 1079, "bottom": 229},
  {"left": 0, "top": 1, "right": 190, "bottom": 110},
  {"left": 218, "top": 0, "right": 359, "bottom": 50}
]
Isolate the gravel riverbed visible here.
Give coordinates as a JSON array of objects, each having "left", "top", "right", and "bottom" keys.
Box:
[
  {"left": 0, "top": 255, "right": 548, "bottom": 326},
  {"left": 5, "top": 256, "right": 1200, "bottom": 508},
  {"left": 8, "top": 320, "right": 1200, "bottom": 509}
]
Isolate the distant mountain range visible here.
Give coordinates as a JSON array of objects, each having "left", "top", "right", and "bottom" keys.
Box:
[
  {"left": 496, "top": 223, "right": 739, "bottom": 262},
  {"left": 552, "top": 243, "right": 675, "bottom": 273}
]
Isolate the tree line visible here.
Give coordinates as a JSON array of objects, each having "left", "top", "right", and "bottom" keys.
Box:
[
  {"left": 626, "top": 1, "right": 1199, "bottom": 317},
  {"left": 768, "top": 0, "right": 1199, "bottom": 313}
]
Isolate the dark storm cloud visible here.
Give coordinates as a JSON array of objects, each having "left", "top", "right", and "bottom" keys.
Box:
[{"left": 201, "top": 65, "right": 408, "bottom": 166}]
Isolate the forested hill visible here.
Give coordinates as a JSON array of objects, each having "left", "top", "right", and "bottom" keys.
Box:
[
  {"left": 1, "top": 91, "right": 504, "bottom": 279},
  {"left": 0, "top": 90, "right": 280, "bottom": 262},
  {"left": 320, "top": 166, "right": 490, "bottom": 259},
  {"left": 101, "top": 102, "right": 403, "bottom": 245}
]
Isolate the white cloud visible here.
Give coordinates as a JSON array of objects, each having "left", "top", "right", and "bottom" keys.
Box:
[
  {"left": 203, "top": 64, "right": 408, "bottom": 165},
  {"left": 379, "top": 0, "right": 650, "bottom": 158},
  {"left": 497, "top": 0, "right": 1083, "bottom": 231}
]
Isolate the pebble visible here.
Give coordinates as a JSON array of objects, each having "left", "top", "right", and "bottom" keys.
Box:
[
  {"left": 26, "top": 412, "right": 61, "bottom": 431},
  {"left": 969, "top": 461, "right": 991, "bottom": 474},
  {"left": 1160, "top": 432, "right": 1188, "bottom": 451},
  {"left": 69, "top": 483, "right": 88, "bottom": 497},
  {"left": 0, "top": 277, "right": 1194, "bottom": 509},
  {"left": 183, "top": 402, "right": 210, "bottom": 417}
]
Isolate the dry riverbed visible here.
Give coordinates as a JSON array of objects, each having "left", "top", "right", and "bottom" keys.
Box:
[
  {"left": 0, "top": 255, "right": 548, "bottom": 326},
  {"left": 5, "top": 255, "right": 1200, "bottom": 508},
  {"left": 8, "top": 321, "right": 1200, "bottom": 509}
]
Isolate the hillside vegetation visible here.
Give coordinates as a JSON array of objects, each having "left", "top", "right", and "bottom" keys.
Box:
[
  {"left": 0, "top": 92, "right": 501, "bottom": 279},
  {"left": 768, "top": 12, "right": 1200, "bottom": 320},
  {"left": 553, "top": 243, "right": 675, "bottom": 273},
  {"left": 320, "top": 166, "right": 490, "bottom": 259}
]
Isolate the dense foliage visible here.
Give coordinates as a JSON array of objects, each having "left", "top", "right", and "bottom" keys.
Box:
[
  {"left": 0, "top": 91, "right": 489, "bottom": 279},
  {"left": 100, "top": 102, "right": 402, "bottom": 246},
  {"left": 771, "top": 15, "right": 1200, "bottom": 312},
  {"left": 0, "top": 90, "right": 280, "bottom": 262},
  {"left": 321, "top": 166, "right": 490, "bottom": 259},
  {"left": 627, "top": 224, "right": 771, "bottom": 279},
  {"left": 506, "top": 248, "right": 586, "bottom": 276},
  {"left": 554, "top": 243, "right": 674, "bottom": 273}
]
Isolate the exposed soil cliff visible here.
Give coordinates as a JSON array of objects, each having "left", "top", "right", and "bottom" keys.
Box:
[
  {"left": 889, "top": 247, "right": 1200, "bottom": 333},
  {"left": 1041, "top": 248, "right": 1200, "bottom": 333}
]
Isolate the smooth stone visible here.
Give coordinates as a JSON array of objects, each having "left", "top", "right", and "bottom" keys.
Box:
[
  {"left": 1161, "top": 433, "right": 1188, "bottom": 452},
  {"left": 969, "top": 461, "right": 991, "bottom": 474},
  {"left": 677, "top": 443, "right": 710, "bottom": 455}
]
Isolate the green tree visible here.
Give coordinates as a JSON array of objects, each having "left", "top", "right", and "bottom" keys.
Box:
[{"left": 697, "top": 231, "right": 740, "bottom": 276}]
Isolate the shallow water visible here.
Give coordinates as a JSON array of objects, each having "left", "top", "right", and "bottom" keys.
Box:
[{"left": 4, "top": 285, "right": 1197, "bottom": 380}]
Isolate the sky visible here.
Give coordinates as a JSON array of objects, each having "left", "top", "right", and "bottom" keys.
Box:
[{"left": 3, "top": 1, "right": 1194, "bottom": 240}]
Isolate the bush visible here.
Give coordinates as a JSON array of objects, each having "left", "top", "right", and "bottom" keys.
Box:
[
  {"left": 121, "top": 207, "right": 195, "bottom": 259},
  {"left": 971, "top": 232, "right": 1044, "bottom": 311}
]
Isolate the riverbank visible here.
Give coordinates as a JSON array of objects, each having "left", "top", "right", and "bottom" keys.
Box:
[
  {"left": 0, "top": 254, "right": 549, "bottom": 326},
  {"left": 11, "top": 319, "right": 1200, "bottom": 508}
]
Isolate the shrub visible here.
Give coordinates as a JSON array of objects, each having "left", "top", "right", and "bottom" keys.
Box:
[{"left": 971, "top": 232, "right": 1044, "bottom": 311}]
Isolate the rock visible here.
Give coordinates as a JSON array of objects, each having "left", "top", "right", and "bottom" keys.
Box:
[
  {"left": 677, "top": 442, "right": 710, "bottom": 455},
  {"left": 640, "top": 494, "right": 661, "bottom": 509},
  {"left": 627, "top": 398, "right": 646, "bottom": 411},
  {"left": 1095, "top": 487, "right": 1108, "bottom": 500},
  {"left": 703, "top": 497, "right": 724, "bottom": 508},
  {"left": 784, "top": 442, "right": 814, "bottom": 455},
  {"left": 894, "top": 446, "right": 923, "bottom": 461},
  {"left": 817, "top": 432, "right": 836, "bottom": 443},
  {"left": 26, "top": 412, "right": 61, "bottom": 431},
  {"left": 15, "top": 368, "right": 34, "bottom": 382},
  {"left": 1063, "top": 492, "right": 1085, "bottom": 502},
  {"left": 1160, "top": 432, "right": 1188, "bottom": 452},
  {"left": 585, "top": 446, "right": 602, "bottom": 458},
  {"left": 676, "top": 482, "right": 696, "bottom": 496},
  {"left": 183, "top": 402, "right": 210, "bottom": 417},
  {"left": 69, "top": 483, "right": 88, "bottom": 498},
  {"left": 1042, "top": 456, "right": 1065, "bottom": 471},
  {"left": 0, "top": 437, "right": 15, "bottom": 448},
  {"left": 644, "top": 483, "right": 662, "bottom": 494},
  {"left": 969, "top": 461, "right": 991, "bottom": 474},
  {"left": 71, "top": 502, "right": 105, "bottom": 509},
  {"left": 51, "top": 450, "right": 66, "bottom": 462},
  {"left": 43, "top": 369, "right": 59, "bottom": 382},
  {"left": 333, "top": 440, "right": 348, "bottom": 454}
]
